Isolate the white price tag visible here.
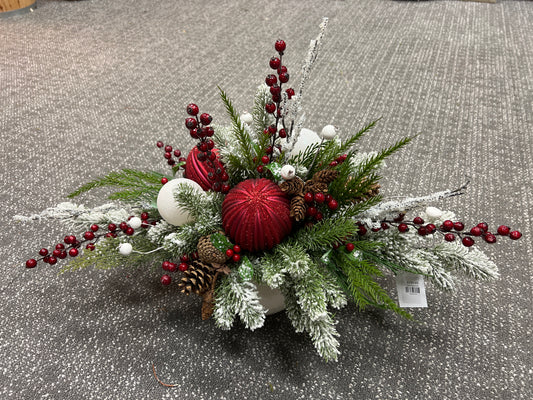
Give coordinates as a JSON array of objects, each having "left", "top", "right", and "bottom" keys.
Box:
[{"left": 396, "top": 272, "right": 427, "bottom": 308}]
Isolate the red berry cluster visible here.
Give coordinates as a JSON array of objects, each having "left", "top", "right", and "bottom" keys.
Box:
[
  {"left": 304, "top": 192, "right": 339, "bottom": 223},
  {"left": 156, "top": 141, "right": 186, "bottom": 170},
  {"left": 185, "top": 103, "right": 231, "bottom": 193},
  {"left": 263, "top": 39, "right": 296, "bottom": 161},
  {"left": 356, "top": 214, "right": 522, "bottom": 248},
  {"left": 160, "top": 252, "right": 198, "bottom": 286},
  {"left": 25, "top": 213, "right": 156, "bottom": 268},
  {"left": 225, "top": 244, "right": 242, "bottom": 263}
]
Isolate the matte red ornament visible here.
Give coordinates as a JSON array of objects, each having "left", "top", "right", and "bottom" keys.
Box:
[
  {"left": 222, "top": 178, "right": 292, "bottom": 252},
  {"left": 183, "top": 146, "right": 220, "bottom": 191}
]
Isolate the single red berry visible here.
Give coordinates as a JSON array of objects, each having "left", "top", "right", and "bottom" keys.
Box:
[
  {"left": 279, "top": 72, "right": 289, "bottom": 83},
  {"left": 65, "top": 235, "right": 76, "bottom": 244},
  {"left": 39, "top": 248, "right": 49, "bottom": 257},
  {"left": 86, "top": 243, "right": 95, "bottom": 251},
  {"left": 477, "top": 222, "right": 489, "bottom": 232},
  {"left": 119, "top": 222, "right": 128, "bottom": 231},
  {"left": 190, "top": 128, "right": 199, "bottom": 139},
  {"left": 497, "top": 225, "right": 510, "bottom": 235},
  {"left": 265, "top": 146, "right": 273, "bottom": 155},
  {"left": 470, "top": 226, "right": 483, "bottom": 236},
  {"left": 108, "top": 223, "right": 117, "bottom": 232},
  {"left": 285, "top": 88, "right": 295, "bottom": 99},
  {"left": 161, "top": 177, "right": 168, "bottom": 184},
  {"left": 55, "top": 243, "right": 65, "bottom": 250},
  {"left": 206, "top": 140, "right": 215, "bottom": 150},
  {"left": 358, "top": 226, "right": 368, "bottom": 235},
  {"left": 444, "top": 233, "right": 456, "bottom": 242},
  {"left": 315, "top": 212, "right": 324, "bottom": 221},
  {"left": 156, "top": 141, "right": 164, "bottom": 148},
  {"left": 275, "top": 39, "right": 286, "bottom": 52},
  {"left": 178, "top": 263, "right": 188, "bottom": 272},
  {"left": 179, "top": 254, "right": 189, "bottom": 263},
  {"left": 198, "top": 142, "right": 208, "bottom": 152},
  {"left": 48, "top": 256, "right": 58, "bottom": 265},
  {"left": 187, "top": 103, "right": 199, "bottom": 116},
  {"left": 140, "top": 212, "right": 149, "bottom": 221},
  {"left": 208, "top": 151, "right": 216, "bottom": 162},
  {"left": 426, "top": 224, "right": 437, "bottom": 234},
  {"left": 278, "top": 129, "right": 287, "bottom": 138},
  {"left": 164, "top": 152, "right": 172, "bottom": 160},
  {"left": 381, "top": 222, "right": 389, "bottom": 230},
  {"left": 52, "top": 249, "right": 61, "bottom": 257},
  {"left": 185, "top": 117, "right": 197, "bottom": 130},
  {"left": 69, "top": 248, "right": 79, "bottom": 257},
  {"left": 105, "top": 232, "right": 115, "bottom": 238},
  {"left": 225, "top": 249, "right": 234, "bottom": 258},
  {"left": 268, "top": 125, "right": 277, "bottom": 135},
  {"left": 304, "top": 192, "right": 314, "bottom": 203},
  {"left": 509, "top": 231, "right": 522, "bottom": 240},
  {"left": 83, "top": 231, "right": 95, "bottom": 241},
  {"left": 26, "top": 259, "right": 37, "bottom": 268},
  {"left": 417, "top": 227, "right": 428, "bottom": 236},
  {"left": 270, "top": 84, "right": 281, "bottom": 96},
  {"left": 398, "top": 223, "right": 409, "bottom": 233},
  {"left": 484, "top": 234, "right": 497, "bottom": 243},
  {"left": 221, "top": 172, "right": 229, "bottom": 182},
  {"left": 314, "top": 193, "right": 325, "bottom": 203},
  {"left": 200, "top": 113, "right": 212, "bottom": 125},
  {"left": 346, "top": 243, "right": 355, "bottom": 252},
  {"left": 265, "top": 102, "right": 276, "bottom": 113},
  {"left": 277, "top": 65, "right": 288, "bottom": 74},
  {"left": 265, "top": 74, "right": 277, "bottom": 86},
  {"left": 125, "top": 227, "right": 134, "bottom": 236},
  {"left": 167, "top": 262, "right": 178, "bottom": 273},
  {"left": 160, "top": 275, "right": 172, "bottom": 285},
  {"left": 454, "top": 221, "right": 465, "bottom": 231},
  {"left": 162, "top": 261, "right": 171, "bottom": 271},
  {"left": 232, "top": 254, "right": 241, "bottom": 263},
  {"left": 221, "top": 184, "right": 231, "bottom": 194},
  {"left": 462, "top": 237, "right": 475, "bottom": 247},
  {"left": 442, "top": 220, "right": 454, "bottom": 231},
  {"left": 269, "top": 57, "right": 281, "bottom": 69},
  {"left": 233, "top": 245, "right": 241, "bottom": 253},
  {"left": 306, "top": 206, "right": 318, "bottom": 217},
  {"left": 327, "top": 199, "right": 339, "bottom": 210},
  {"left": 261, "top": 155, "right": 270, "bottom": 164},
  {"left": 164, "top": 145, "right": 173, "bottom": 153},
  {"left": 413, "top": 216, "right": 424, "bottom": 225},
  {"left": 257, "top": 165, "right": 264, "bottom": 174},
  {"left": 325, "top": 194, "right": 333, "bottom": 203},
  {"left": 58, "top": 251, "right": 67, "bottom": 259},
  {"left": 329, "top": 161, "right": 338, "bottom": 167}
]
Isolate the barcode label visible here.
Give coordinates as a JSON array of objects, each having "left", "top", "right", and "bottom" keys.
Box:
[{"left": 396, "top": 272, "right": 428, "bottom": 308}]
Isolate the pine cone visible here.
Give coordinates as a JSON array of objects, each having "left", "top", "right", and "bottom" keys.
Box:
[
  {"left": 279, "top": 176, "right": 304, "bottom": 195},
  {"left": 290, "top": 194, "right": 306, "bottom": 222},
  {"left": 178, "top": 260, "right": 216, "bottom": 296},
  {"left": 197, "top": 233, "right": 230, "bottom": 264},
  {"left": 304, "top": 180, "right": 328, "bottom": 194},
  {"left": 312, "top": 169, "right": 339, "bottom": 184}
]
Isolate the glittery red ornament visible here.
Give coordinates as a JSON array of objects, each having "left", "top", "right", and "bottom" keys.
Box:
[
  {"left": 222, "top": 178, "right": 292, "bottom": 252},
  {"left": 183, "top": 146, "right": 219, "bottom": 191}
]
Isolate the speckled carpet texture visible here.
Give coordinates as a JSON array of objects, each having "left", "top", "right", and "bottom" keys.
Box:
[{"left": 1, "top": 0, "right": 532, "bottom": 398}]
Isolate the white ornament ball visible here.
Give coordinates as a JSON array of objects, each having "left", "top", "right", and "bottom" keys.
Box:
[
  {"left": 128, "top": 216, "right": 142, "bottom": 229},
  {"left": 280, "top": 165, "right": 296, "bottom": 180},
  {"left": 320, "top": 125, "right": 337, "bottom": 140},
  {"left": 157, "top": 178, "right": 204, "bottom": 226},
  {"left": 290, "top": 128, "right": 322, "bottom": 157},
  {"left": 240, "top": 112, "right": 253, "bottom": 125},
  {"left": 425, "top": 206, "right": 443, "bottom": 219},
  {"left": 118, "top": 243, "right": 133, "bottom": 256}
]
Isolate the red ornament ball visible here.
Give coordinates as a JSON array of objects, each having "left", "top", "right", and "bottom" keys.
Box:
[
  {"left": 222, "top": 178, "right": 292, "bottom": 252},
  {"left": 183, "top": 146, "right": 220, "bottom": 191}
]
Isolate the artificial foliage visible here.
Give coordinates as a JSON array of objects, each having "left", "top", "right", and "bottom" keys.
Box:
[{"left": 18, "top": 19, "right": 522, "bottom": 362}]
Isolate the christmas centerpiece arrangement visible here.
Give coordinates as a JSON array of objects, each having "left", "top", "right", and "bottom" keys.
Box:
[{"left": 18, "top": 19, "right": 522, "bottom": 361}]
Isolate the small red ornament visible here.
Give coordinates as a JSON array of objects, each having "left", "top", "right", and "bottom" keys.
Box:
[
  {"left": 183, "top": 146, "right": 220, "bottom": 191},
  {"left": 222, "top": 178, "right": 292, "bottom": 252}
]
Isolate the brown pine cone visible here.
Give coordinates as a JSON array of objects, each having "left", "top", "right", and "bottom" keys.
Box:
[
  {"left": 304, "top": 181, "right": 328, "bottom": 195},
  {"left": 290, "top": 194, "right": 306, "bottom": 222},
  {"left": 279, "top": 176, "right": 304, "bottom": 195},
  {"left": 312, "top": 169, "right": 339, "bottom": 184},
  {"left": 197, "top": 233, "right": 230, "bottom": 264},
  {"left": 178, "top": 260, "right": 216, "bottom": 296}
]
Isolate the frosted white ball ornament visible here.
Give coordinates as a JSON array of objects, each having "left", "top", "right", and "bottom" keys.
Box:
[
  {"left": 280, "top": 165, "right": 296, "bottom": 180},
  {"left": 240, "top": 112, "right": 253, "bottom": 125},
  {"left": 156, "top": 178, "right": 204, "bottom": 226},
  {"left": 118, "top": 243, "right": 133, "bottom": 256},
  {"left": 320, "top": 125, "right": 338, "bottom": 140},
  {"left": 128, "top": 217, "right": 142, "bottom": 229},
  {"left": 425, "top": 206, "right": 443, "bottom": 220}
]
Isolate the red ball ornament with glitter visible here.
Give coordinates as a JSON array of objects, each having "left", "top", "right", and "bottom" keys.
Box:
[
  {"left": 183, "top": 146, "right": 219, "bottom": 191},
  {"left": 222, "top": 178, "right": 292, "bottom": 252}
]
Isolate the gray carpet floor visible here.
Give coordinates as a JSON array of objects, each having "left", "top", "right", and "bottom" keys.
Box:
[{"left": 1, "top": 0, "right": 532, "bottom": 399}]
